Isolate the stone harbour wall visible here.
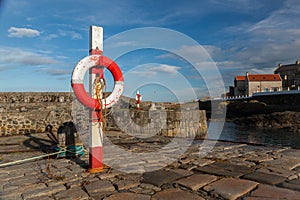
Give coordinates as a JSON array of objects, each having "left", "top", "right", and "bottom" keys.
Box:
[
  {"left": 107, "top": 109, "right": 207, "bottom": 139},
  {"left": 0, "top": 92, "right": 207, "bottom": 139},
  {"left": 0, "top": 92, "right": 74, "bottom": 136}
]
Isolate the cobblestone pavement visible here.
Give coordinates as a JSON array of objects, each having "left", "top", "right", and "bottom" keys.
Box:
[{"left": 1, "top": 132, "right": 300, "bottom": 200}]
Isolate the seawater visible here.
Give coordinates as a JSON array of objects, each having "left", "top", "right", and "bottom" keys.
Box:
[{"left": 207, "top": 121, "right": 300, "bottom": 148}]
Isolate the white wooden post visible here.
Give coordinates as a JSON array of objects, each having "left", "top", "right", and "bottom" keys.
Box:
[{"left": 89, "top": 26, "right": 104, "bottom": 172}]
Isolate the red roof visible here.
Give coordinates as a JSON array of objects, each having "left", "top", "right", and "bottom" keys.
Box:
[
  {"left": 247, "top": 74, "right": 281, "bottom": 82},
  {"left": 235, "top": 76, "right": 246, "bottom": 81}
]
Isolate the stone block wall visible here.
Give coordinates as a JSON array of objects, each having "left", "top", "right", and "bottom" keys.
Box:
[
  {"left": 106, "top": 109, "right": 207, "bottom": 139},
  {"left": 0, "top": 92, "right": 207, "bottom": 139},
  {"left": 0, "top": 92, "right": 74, "bottom": 136}
]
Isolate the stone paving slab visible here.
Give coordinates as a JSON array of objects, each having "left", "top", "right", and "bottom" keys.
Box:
[
  {"left": 175, "top": 174, "right": 217, "bottom": 191},
  {"left": 194, "top": 161, "right": 254, "bottom": 178},
  {"left": 1, "top": 133, "right": 300, "bottom": 200},
  {"left": 277, "top": 178, "right": 300, "bottom": 191},
  {"left": 248, "top": 184, "right": 300, "bottom": 200},
  {"left": 195, "top": 165, "right": 241, "bottom": 177},
  {"left": 54, "top": 186, "right": 89, "bottom": 200},
  {"left": 203, "top": 178, "right": 258, "bottom": 199},
  {"left": 84, "top": 180, "right": 115, "bottom": 194},
  {"left": 1, "top": 182, "right": 46, "bottom": 199},
  {"left": 228, "top": 157, "right": 257, "bottom": 167},
  {"left": 104, "top": 192, "right": 151, "bottom": 200},
  {"left": 261, "top": 157, "right": 300, "bottom": 170},
  {"left": 142, "top": 169, "right": 186, "bottom": 187},
  {"left": 152, "top": 188, "right": 205, "bottom": 200},
  {"left": 256, "top": 166, "right": 296, "bottom": 178},
  {"left": 280, "top": 148, "right": 300, "bottom": 159},
  {"left": 242, "top": 171, "right": 286, "bottom": 185},
  {"left": 97, "top": 170, "right": 122, "bottom": 180},
  {"left": 139, "top": 183, "right": 161, "bottom": 192},
  {"left": 128, "top": 183, "right": 161, "bottom": 195},
  {"left": 2, "top": 176, "right": 41, "bottom": 191},
  {"left": 0, "top": 191, "right": 23, "bottom": 199},
  {"left": 211, "top": 161, "right": 254, "bottom": 174},
  {"left": 167, "top": 168, "right": 194, "bottom": 177},
  {"left": 21, "top": 184, "right": 66, "bottom": 200},
  {"left": 114, "top": 179, "right": 140, "bottom": 190},
  {"left": 130, "top": 186, "right": 155, "bottom": 195},
  {"left": 245, "top": 154, "right": 274, "bottom": 164},
  {"left": 30, "top": 195, "right": 54, "bottom": 200}
]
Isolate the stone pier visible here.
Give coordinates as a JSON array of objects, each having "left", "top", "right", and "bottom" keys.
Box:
[{"left": 1, "top": 131, "right": 300, "bottom": 200}]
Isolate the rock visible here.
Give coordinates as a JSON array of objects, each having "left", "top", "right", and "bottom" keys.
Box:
[
  {"left": 234, "top": 111, "right": 300, "bottom": 132},
  {"left": 20, "top": 107, "right": 28, "bottom": 112}
]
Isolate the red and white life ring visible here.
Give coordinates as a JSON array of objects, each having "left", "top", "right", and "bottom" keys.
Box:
[{"left": 71, "top": 55, "right": 124, "bottom": 110}]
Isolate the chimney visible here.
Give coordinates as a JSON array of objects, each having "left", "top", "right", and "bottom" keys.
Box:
[
  {"left": 245, "top": 72, "right": 249, "bottom": 76},
  {"left": 296, "top": 60, "right": 300, "bottom": 65},
  {"left": 278, "top": 63, "right": 282, "bottom": 67}
]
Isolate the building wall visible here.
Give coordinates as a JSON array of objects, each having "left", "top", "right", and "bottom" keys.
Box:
[
  {"left": 229, "top": 86, "right": 235, "bottom": 97},
  {"left": 275, "top": 64, "right": 300, "bottom": 88},
  {"left": 295, "top": 72, "right": 300, "bottom": 88},
  {"left": 247, "top": 81, "right": 282, "bottom": 96},
  {"left": 234, "top": 80, "right": 246, "bottom": 96}
]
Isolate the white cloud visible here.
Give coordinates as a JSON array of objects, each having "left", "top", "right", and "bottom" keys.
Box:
[
  {"left": 174, "top": 45, "right": 214, "bottom": 61},
  {"left": 111, "top": 41, "right": 140, "bottom": 48},
  {"left": 58, "top": 30, "right": 82, "bottom": 40},
  {"left": 0, "top": 46, "right": 58, "bottom": 66},
  {"left": 40, "top": 68, "right": 70, "bottom": 76},
  {"left": 123, "top": 63, "right": 200, "bottom": 102},
  {"left": 26, "top": 17, "right": 34, "bottom": 21},
  {"left": 42, "top": 29, "right": 82, "bottom": 41},
  {"left": 8, "top": 27, "right": 40, "bottom": 38},
  {"left": 210, "top": 0, "right": 265, "bottom": 13},
  {"left": 231, "top": 0, "right": 300, "bottom": 66},
  {"left": 157, "top": 45, "right": 220, "bottom": 64},
  {"left": 247, "top": 0, "right": 300, "bottom": 33},
  {"left": 130, "top": 71, "right": 156, "bottom": 77},
  {"left": 44, "top": 34, "right": 59, "bottom": 40},
  {"left": 250, "top": 67, "right": 275, "bottom": 74},
  {"left": 130, "top": 64, "right": 180, "bottom": 77},
  {"left": 152, "top": 64, "right": 180, "bottom": 75},
  {"left": 75, "top": 1, "right": 217, "bottom": 26}
]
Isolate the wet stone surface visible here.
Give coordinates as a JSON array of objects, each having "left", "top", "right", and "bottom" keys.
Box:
[{"left": 0, "top": 132, "right": 300, "bottom": 199}]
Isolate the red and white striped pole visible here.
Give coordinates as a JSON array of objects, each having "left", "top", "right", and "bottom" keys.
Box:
[
  {"left": 71, "top": 26, "right": 123, "bottom": 173},
  {"left": 89, "top": 26, "right": 104, "bottom": 172},
  {"left": 136, "top": 90, "right": 142, "bottom": 110}
]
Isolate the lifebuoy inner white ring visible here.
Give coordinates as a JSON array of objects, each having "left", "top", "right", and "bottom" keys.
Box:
[{"left": 71, "top": 55, "right": 124, "bottom": 109}]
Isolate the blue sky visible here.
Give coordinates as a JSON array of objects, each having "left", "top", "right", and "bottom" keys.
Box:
[{"left": 0, "top": 0, "right": 299, "bottom": 102}]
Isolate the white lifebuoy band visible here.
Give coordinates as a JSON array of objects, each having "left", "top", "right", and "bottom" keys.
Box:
[{"left": 71, "top": 55, "right": 124, "bottom": 110}]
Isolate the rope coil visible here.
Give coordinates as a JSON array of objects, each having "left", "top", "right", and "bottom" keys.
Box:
[{"left": 93, "top": 77, "right": 107, "bottom": 130}]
